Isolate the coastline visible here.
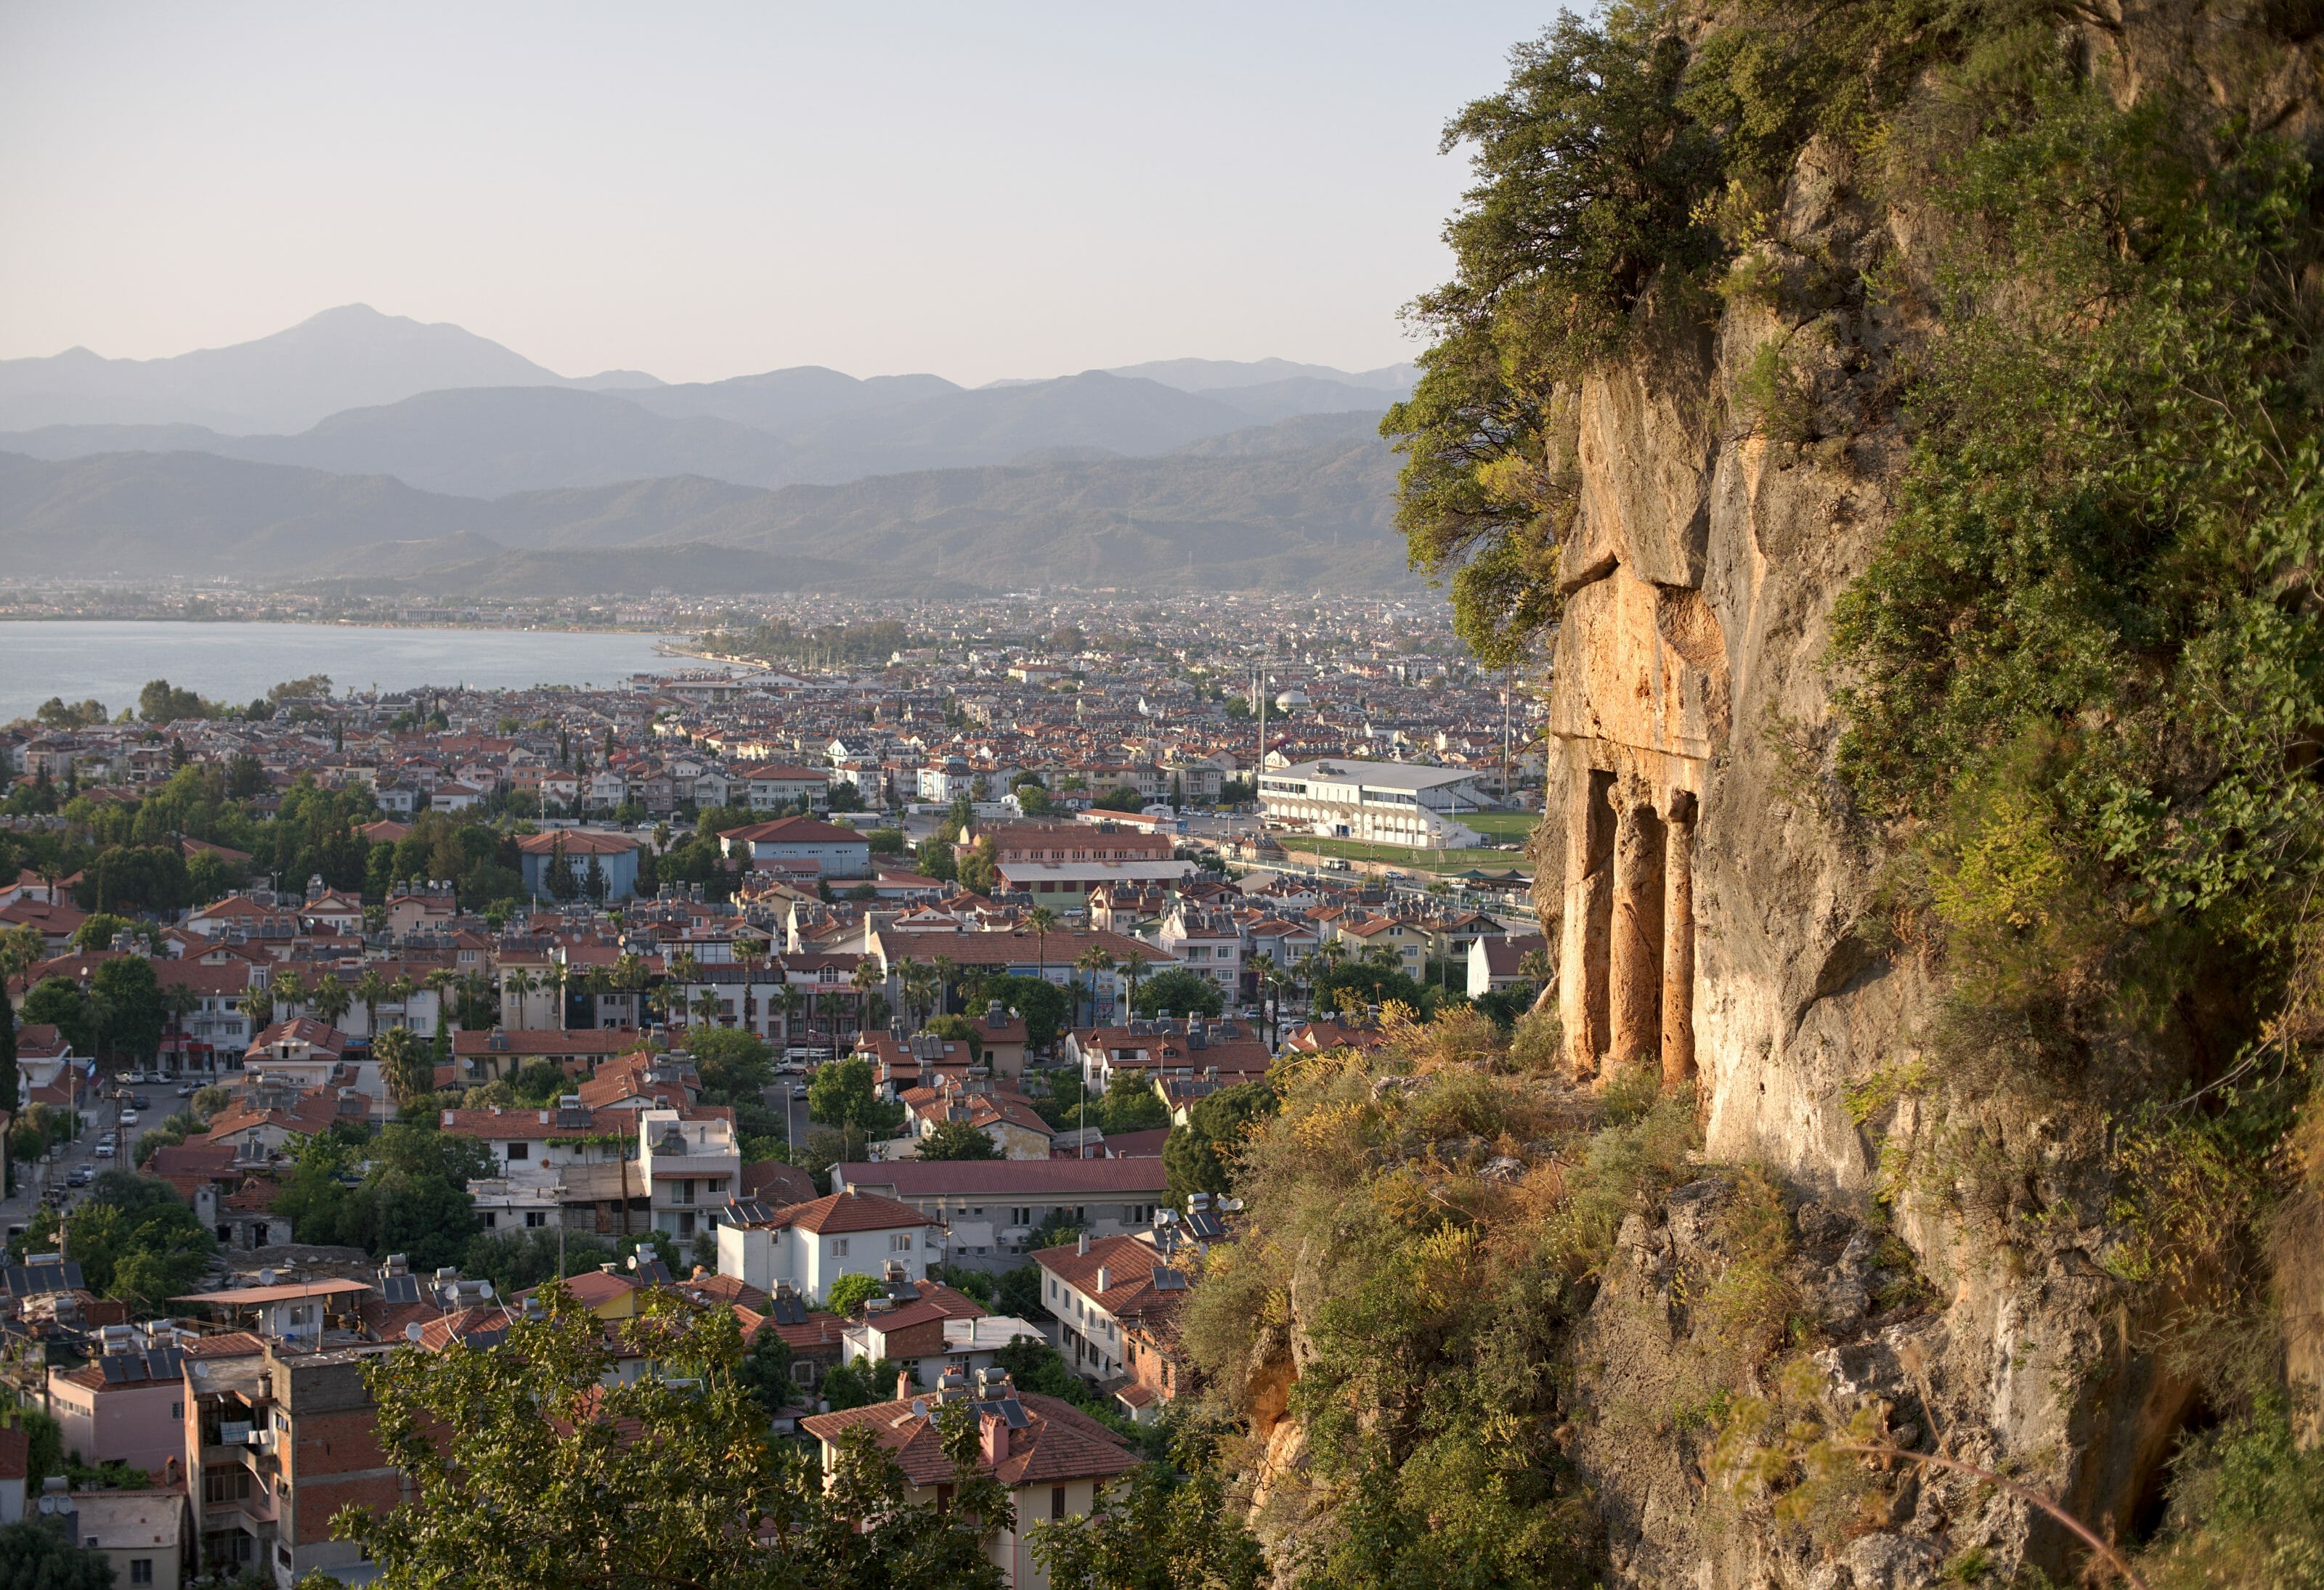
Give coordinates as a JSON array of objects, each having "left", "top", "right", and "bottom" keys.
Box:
[{"left": 0, "top": 614, "right": 670, "bottom": 636}]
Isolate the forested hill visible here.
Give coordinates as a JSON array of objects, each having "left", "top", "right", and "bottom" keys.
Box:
[{"left": 0, "top": 412, "right": 1410, "bottom": 595}]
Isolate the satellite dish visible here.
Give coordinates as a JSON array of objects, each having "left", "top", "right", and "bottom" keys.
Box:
[{"left": 405, "top": 1323, "right": 424, "bottom": 1342}]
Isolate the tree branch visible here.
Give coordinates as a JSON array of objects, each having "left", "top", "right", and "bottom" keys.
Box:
[{"left": 1829, "top": 1443, "right": 2150, "bottom": 1590}]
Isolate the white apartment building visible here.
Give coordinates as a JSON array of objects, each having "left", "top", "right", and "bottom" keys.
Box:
[
  {"left": 1257, "top": 758, "right": 1487, "bottom": 849},
  {"left": 638, "top": 1107, "right": 739, "bottom": 1245}
]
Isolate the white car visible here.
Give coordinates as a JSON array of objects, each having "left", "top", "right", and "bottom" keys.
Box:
[
  {"left": 93, "top": 1143, "right": 115, "bottom": 1159},
  {"left": 118, "top": 1112, "right": 139, "bottom": 1126}
]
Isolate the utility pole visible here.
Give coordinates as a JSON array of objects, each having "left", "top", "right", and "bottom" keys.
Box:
[{"left": 1501, "top": 673, "right": 1512, "bottom": 808}]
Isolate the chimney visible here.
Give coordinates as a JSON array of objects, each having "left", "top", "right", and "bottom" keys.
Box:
[
  {"left": 1095, "top": 1265, "right": 1111, "bottom": 1293},
  {"left": 980, "top": 1408, "right": 1009, "bottom": 1468},
  {"left": 896, "top": 1368, "right": 915, "bottom": 1401},
  {"left": 1077, "top": 1232, "right": 1089, "bottom": 1257}
]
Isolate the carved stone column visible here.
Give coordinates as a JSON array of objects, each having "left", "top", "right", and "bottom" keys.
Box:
[
  {"left": 1661, "top": 791, "right": 1697, "bottom": 1090},
  {"left": 1561, "top": 766, "right": 1613, "bottom": 1078},
  {"left": 1607, "top": 788, "right": 1665, "bottom": 1068}
]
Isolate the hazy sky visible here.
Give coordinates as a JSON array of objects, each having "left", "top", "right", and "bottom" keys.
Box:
[{"left": 0, "top": 2, "right": 1553, "bottom": 386}]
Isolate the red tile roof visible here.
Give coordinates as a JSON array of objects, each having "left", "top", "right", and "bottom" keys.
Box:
[
  {"left": 800, "top": 1391, "right": 1134, "bottom": 1488},
  {"left": 732, "top": 1189, "right": 935, "bottom": 1236}
]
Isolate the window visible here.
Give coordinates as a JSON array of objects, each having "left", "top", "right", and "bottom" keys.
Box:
[
  {"left": 205, "top": 1467, "right": 253, "bottom": 1504},
  {"left": 524, "top": 1211, "right": 547, "bottom": 1228},
  {"left": 1051, "top": 1485, "right": 1068, "bottom": 1521},
  {"left": 131, "top": 1562, "right": 154, "bottom": 1586},
  {"left": 482, "top": 1212, "right": 498, "bottom": 1228},
  {"left": 505, "top": 1141, "right": 529, "bottom": 1161},
  {"left": 831, "top": 1238, "right": 849, "bottom": 1257},
  {"left": 890, "top": 1234, "right": 911, "bottom": 1252},
  {"left": 791, "top": 1360, "right": 818, "bottom": 1386},
  {"left": 171, "top": 1401, "right": 182, "bottom": 1419}
]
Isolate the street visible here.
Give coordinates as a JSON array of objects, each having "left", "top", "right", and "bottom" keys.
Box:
[{"left": 1, "top": 1075, "right": 174, "bottom": 1246}]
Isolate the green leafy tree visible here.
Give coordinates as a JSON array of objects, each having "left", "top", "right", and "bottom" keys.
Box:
[
  {"left": 0, "top": 987, "right": 16, "bottom": 1145},
  {"left": 686, "top": 1026, "right": 773, "bottom": 1103},
  {"left": 0, "top": 1518, "right": 116, "bottom": 1588},
  {"left": 735, "top": 1323, "right": 795, "bottom": 1420},
  {"left": 18, "top": 977, "right": 94, "bottom": 1061},
  {"left": 1031, "top": 1441, "right": 1267, "bottom": 1590},
  {"left": 1163, "top": 1080, "right": 1277, "bottom": 1207},
  {"left": 66, "top": 1170, "right": 215, "bottom": 1310},
  {"left": 917, "top": 1120, "right": 1001, "bottom": 1161},
  {"left": 88, "top": 948, "right": 163, "bottom": 1060},
  {"left": 972, "top": 975, "right": 1070, "bottom": 1050},
  {"left": 808, "top": 1057, "right": 888, "bottom": 1161},
  {"left": 1381, "top": 7, "right": 1719, "bottom": 667},
  {"left": 1130, "top": 967, "right": 1224, "bottom": 1020},
  {"left": 823, "top": 1271, "right": 883, "bottom": 1317}
]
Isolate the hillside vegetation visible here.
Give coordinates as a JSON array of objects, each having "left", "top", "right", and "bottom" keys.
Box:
[{"left": 1102, "top": 0, "right": 2324, "bottom": 1583}]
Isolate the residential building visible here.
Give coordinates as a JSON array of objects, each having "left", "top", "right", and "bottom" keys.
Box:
[
  {"left": 799, "top": 1372, "right": 1138, "bottom": 1590},
  {"left": 636, "top": 1106, "right": 740, "bottom": 1244},
  {"left": 513, "top": 829, "right": 644, "bottom": 901},
  {"left": 1468, "top": 931, "right": 1549, "bottom": 1000},
  {"left": 716, "top": 1188, "right": 938, "bottom": 1304},
  {"left": 1033, "top": 1233, "right": 1193, "bottom": 1385},
  {"left": 67, "top": 1487, "right": 187, "bottom": 1590},
  {"left": 48, "top": 1327, "right": 190, "bottom": 1473},
  {"left": 832, "top": 1158, "right": 1171, "bottom": 1267}
]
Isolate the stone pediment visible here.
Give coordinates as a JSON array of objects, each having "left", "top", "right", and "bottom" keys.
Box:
[{"left": 1549, "top": 566, "right": 1730, "bottom": 765}]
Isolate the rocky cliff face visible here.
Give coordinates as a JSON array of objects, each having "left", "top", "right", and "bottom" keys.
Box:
[{"left": 1524, "top": 130, "right": 2199, "bottom": 1589}]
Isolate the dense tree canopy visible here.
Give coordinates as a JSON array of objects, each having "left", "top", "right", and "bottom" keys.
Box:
[{"left": 342, "top": 1287, "right": 1009, "bottom": 1589}]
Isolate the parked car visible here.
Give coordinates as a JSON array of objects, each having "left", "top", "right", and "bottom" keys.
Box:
[
  {"left": 131, "top": 1095, "right": 152, "bottom": 1111},
  {"left": 92, "top": 1143, "right": 115, "bottom": 1159},
  {"left": 176, "top": 1083, "right": 198, "bottom": 1097},
  {"left": 67, "top": 1167, "right": 93, "bottom": 1187},
  {"left": 118, "top": 1112, "right": 139, "bottom": 1126}
]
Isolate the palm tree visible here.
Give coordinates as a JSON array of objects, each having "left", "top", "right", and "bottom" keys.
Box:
[
  {"left": 353, "top": 967, "right": 391, "bottom": 1038},
  {"left": 506, "top": 966, "right": 540, "bottom": 1027},
  {"left": 546, "top": 958, "right": 572, "bottom": 1028},
  {"left": 850, "top": 955, "right": 886, "bottom": 1038},
  {"left": 1517, "top": 946, "right": 1553, "bottom": 992},
  {"left": 613, "top": 953, "right": 649, "bottom": 1028},
  {"left": 161, "top": 981, "right": 200, "bottom": 1075},
  {"left": 1248, "top": 952, "right": 1280, "bottom": 1047},
  {"left": 388, "top": 974, "right": 418, "bottom": 1031},
  {"left": 767, "top": 981, "right": 805, "bottom": 1048},
  {"left": 375, "top": 1026, "right": 433, "bottom": 1110},
  {"left": 930, "top": 954, "right": 959, "bottom": 1018},
  {"left": 1119, "top": 950, "right": 1150, "bottom": 1018},
  {"left": 423, "top": 968, "right": 460, "bottom": 1032},
  {"left": 691, "top": 989, "right": 726, "bottom": 1031},
  {"left": 237, "top": 982, "right": 275, "bottom": 1034},
  {"left": 1026, "top": 906, "right": 1059, "bottom": 984},
  {"left": 1073, "top": 945, "right": 1116, "bottom": 1027},
  {"left": 898, "top": 958, "right": 938, "bottom": 1030},
  {"left": 0, "top": 923, "right": 44, "bottom": 995},
  {"left": 307, "top": 975, "right": 353, "bottom": 1033},
  {"left": 669, "top": 950, "right": 703, "bottom": 987},
  {"left": 1293, "top": 950, "right": 1328, "bottom": 1019},
  {"left": 270, "top": 970, "right": 308, "bottom": 1022}
]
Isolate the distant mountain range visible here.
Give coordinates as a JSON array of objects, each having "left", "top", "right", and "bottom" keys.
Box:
[
  {"left": 0, "top": 305, "right": 1421, "bottom": 594},
  {"left": 0, "top": 411, "right": 1410, "bottom": 596}
]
